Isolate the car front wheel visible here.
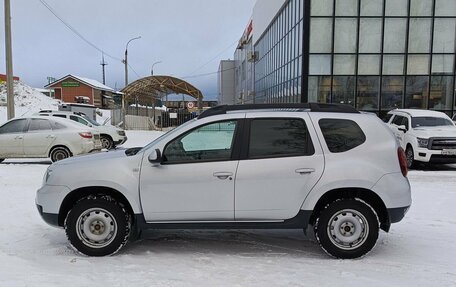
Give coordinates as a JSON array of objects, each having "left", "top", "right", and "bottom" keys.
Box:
[
  {"left": 405, "top": 146, "right": 415, "bottom": 169},
  {"left": 100, "top": 135, "right": 114, "bottom": 150},
  {"left": 65, "top": 195, "right": 131, "bottom": 256},
  {"left": 0, "top": 159, "right": 4, "bottom": 163},
  {"left": 50, "top": 146, "right": 71, "bottom": 162},
  {"left": 314, "top": 199, "right": 379, "bottom": 259}
]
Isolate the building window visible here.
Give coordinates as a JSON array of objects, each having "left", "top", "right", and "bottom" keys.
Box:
[
  {"left": 308, "top": 76, "right": 331, "bottom": 103},
  {"left": 429, "top": 76, "right": 454, "bottom": 110},
  {"left": 334, "top": 18, "right": 358, "bottom": 53},
  {"left": 405, "top": 76, "right": 429, "bottom": 109},
  {"left": 357, "top": 76, "right": 379, "bottom": 110},
  {"left": 382, "top": 76, "right": 404, "bottom": 110},
  {"left": 385, "top": 0, "right": 408, "bottom": 16},
  {"left": 335, "top": 0, "right": 358, "bottom": 16},
  {"left": 332, "top": 76, "right": 356, "bottom": 105},
  {"left": 384, "top": 19, "right": 407, "bottom": 53},
  {"left": 383, "top": 55, "right": 405, "bottom": 75}
]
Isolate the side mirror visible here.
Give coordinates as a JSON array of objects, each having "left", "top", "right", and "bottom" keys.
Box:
[
  {"left": 398, "top": 125, "right": 407, "bottom": 133},
  {"left": 148, "top": 149, "right": 162, "bottom": 166}
]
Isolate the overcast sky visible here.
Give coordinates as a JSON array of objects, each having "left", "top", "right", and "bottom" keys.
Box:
[{"left": 0, "top": 0, "right": 255, "bottom": 99}]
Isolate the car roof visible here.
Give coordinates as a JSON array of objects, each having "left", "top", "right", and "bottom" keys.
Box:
[
  {"left": 389, "top": 109, "right": 449, "bottom": 118},
  {"left": 12, "top": 116, "right": 91, "bottom": 130}
]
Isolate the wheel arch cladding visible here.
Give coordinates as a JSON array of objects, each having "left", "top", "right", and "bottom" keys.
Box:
[
  {"left": 309, "top": 188, "right": 390, "bottom": 232},
  {"left": 58, "top": 186, "right": 134, "bottom": 227}
]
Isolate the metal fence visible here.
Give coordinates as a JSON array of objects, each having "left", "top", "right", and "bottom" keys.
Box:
[{"left": 111, "top": 106, "right": 198, "bottom": 130}]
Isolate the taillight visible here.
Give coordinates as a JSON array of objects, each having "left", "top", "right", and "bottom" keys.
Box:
[
  {"left": 397, "top": 147, "right": 408, "bottom": 177},
  {"left": 79, "top": 132, "right": 93, "bottom": 139}
]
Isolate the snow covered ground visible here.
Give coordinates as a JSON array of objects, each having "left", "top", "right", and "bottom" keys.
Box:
[
  {"left": 0, "top": 81, "right": 60, "bottom": 124},
  {"left": 1, "top": 131, "right": 456, "bottom": 286}
]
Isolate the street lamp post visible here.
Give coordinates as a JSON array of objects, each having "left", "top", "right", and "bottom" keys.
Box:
[
  {"left": 4, "top": 0, "right": 15, "bottom": 120},
  {"left": 151, "top": 61, "right": 162, "bottom": 76},
  {"left": 121, "top": 36, "right": 141, "bottom": 129}
]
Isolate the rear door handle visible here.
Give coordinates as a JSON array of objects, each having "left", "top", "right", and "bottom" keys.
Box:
[
  {"left": 15, "top": 136, "right": 23, "bottom": 140},
  {"left": 213, "top": 172, "right": 234, "bottom": 180},
  {"left": 46, "top": 135, "right": 56, "bottom": 139},
  {"left": 295, "top": 168, "right": 315, "bottom": 175}
]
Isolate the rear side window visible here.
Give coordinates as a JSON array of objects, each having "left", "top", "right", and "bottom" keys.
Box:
[
  {"left": 52, "top": 114, "right": 67, "bottom": 119},
  {"left": 28, "top": 119, "right": 52, "bottom": 132},
  {"left": 319, "top": 119, "right": 366, "bottom": 153},
  {"left": 248, "top": 118, "right": 314, "bottom": 159}
]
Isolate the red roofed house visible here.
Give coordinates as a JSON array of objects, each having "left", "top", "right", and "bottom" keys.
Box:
[{"left": 45, "top": 75, "right": 116, "bottom": 109}]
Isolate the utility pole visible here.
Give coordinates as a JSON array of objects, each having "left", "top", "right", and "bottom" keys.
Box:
[
  {"left": 4, "top": 0, "right": 15, "bottom": 119},
  {"left": 100, "top": 54, "right": 108, "bottom": 85},
  {"left": 121, "top": 36, "right": 141, "bottom": 129}
]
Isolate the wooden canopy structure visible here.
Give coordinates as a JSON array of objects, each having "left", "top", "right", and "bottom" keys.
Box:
[{"left": 121, "top": 75, "right": 203, "bottom": 109}]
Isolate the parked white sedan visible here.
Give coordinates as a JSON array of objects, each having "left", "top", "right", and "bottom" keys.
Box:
[{"left": 0, "top": 116, "right": 102, "bottom": 163}]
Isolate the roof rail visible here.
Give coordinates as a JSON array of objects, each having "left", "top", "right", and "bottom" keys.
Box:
[{"left": 198, "top": 103, "right": 359, "bottom": 119}]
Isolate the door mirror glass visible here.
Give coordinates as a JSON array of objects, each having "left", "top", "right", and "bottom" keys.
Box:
[
  {"left": 148, "top": 149, "right": 162, "bottom": 165},
  {"left": 398, "top": 125, "right": 407, "bottom": 133}
]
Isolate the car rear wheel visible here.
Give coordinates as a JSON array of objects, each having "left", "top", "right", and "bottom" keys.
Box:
[
  {"left": 101, "top": 135, "right": 114, "bottom": 150},
  {"left": 0, "top": 159, "right": 4, "bottom": 163},
  {"left": 314, "top": 199, "right": 379, "bottom": 259},
  {"left": 50, "top": 146, "right": 71, "bottom": 162},
  {"left": 65, "top": 195, "right": 131, "bottom": 256}
]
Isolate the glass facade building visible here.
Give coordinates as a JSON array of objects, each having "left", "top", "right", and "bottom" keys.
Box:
[{"left": 250, "top": 0, "right": 456, "bottom": 117}]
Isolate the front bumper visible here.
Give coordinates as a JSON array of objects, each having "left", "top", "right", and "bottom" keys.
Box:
[
  {"left": 114, "top": 136, "right": 128, "bottom": 146},
  {"left": 414, "top": 148, "right": 456, "bottom": 164},
  {"left": 36, "top": 204, "right": 59, "bottom": 227}
]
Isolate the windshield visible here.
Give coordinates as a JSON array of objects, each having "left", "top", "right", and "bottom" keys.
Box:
[
  {"left": 411, "top": 116, "right": 454, "bottom": 128},
  {"left": 81, "top": 115, "right": 100, "bottom": 126},
  {"left": 140, "top": 118, "right": 197, "bottom": 151}
]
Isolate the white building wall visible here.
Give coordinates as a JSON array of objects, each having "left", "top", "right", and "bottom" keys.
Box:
[
  {"left": 252, "top": 0, "right": 287, "bottom": 45},
  {"left": 218, "top": 60, "right": 236, "bottom": 105}
]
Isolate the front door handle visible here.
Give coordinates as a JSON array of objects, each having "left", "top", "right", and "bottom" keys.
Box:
[
  {"left": 46, "top": 135, "right": 56, "bottom": 139},
  {"left": 295, "top": 168, "right": 315, "bottom": 175},
  {"left": 15, "top": 135, "right": 23, "bottom": 140},
  {"left": 213, "top": 172, "right": 233, "bottom": 180}
]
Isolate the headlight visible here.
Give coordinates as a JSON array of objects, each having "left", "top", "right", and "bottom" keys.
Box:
[
  {"left": 417, "top": 138, "right": 429, "bottom": 148},
  {"left": 117, "top": 130, "right": 126, "bottom": 136},
  {"left": 43, "top": 168, "right": 53, "bottom": 185}
]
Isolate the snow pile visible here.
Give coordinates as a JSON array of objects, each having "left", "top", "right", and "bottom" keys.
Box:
[{"left": 0, "top": 81, "right": 60, "bottom": 124}]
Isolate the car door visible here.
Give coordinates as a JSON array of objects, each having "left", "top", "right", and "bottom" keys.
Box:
[
  {"left": 234, "top": 114, "right": 324, "bottom": 221},
  {"left": 0, "top": 119, "right": 27, "bottom": 157},
  {"left": 23, "top": 119, "right": 57, "bottom": 157},
  {"left": 139, "top": 119, "right": 241, "bottom": 222},
  {"left": 390, "top": 115, "right": 407, "bottom": 147}
]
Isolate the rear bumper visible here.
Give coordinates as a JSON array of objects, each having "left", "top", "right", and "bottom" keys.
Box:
[{"left": 388, "top": 206, "right": 410, "bottom": 224}]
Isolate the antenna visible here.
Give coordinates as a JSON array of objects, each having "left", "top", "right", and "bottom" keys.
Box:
[{"left": 100, "top": 53, "right": 108, "bottom": 85}]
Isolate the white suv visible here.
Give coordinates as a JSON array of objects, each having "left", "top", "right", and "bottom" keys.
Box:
[
  {"left": 36, "top": 104, "right": 411, "bottom": 259},
  {"left": 386, "top": 109, "right": 456, "bottom": 168},
  {"left": 36, "top": 110, "right": 127, "bottom": 150}
]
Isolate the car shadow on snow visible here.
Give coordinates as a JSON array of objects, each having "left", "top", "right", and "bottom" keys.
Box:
[
  {"left": 122, "top": 229, "right": 330, "bottom": 259},
  {"left": 411, "top": 163, "right": 456, "bottom": 171},
  {"left": 0, "top": 159, "right": 52, "bottom": 165}
]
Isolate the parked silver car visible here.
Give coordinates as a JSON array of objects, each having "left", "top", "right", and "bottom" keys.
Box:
[
  {"left": 0, "top": 116, "right": 102, "bottom": 162},
  {"left": 36, "top": 104, "right": 411, "bottom": 258}
]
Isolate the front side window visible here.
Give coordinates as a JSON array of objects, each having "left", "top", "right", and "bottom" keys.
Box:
[
  {"left": 163, "top": 121, "right": 237, "bottom": 163},
  {"left": 28, "top": 119, "right": 52, "bottom": 132},
  {"left": 248, "top": 118, "right": 313, "bottom": 159},
  {"left": 0, "top": 119, "right": 27, "bottom": 134},
  {"left": 392, "top": 115, "right": 405, "bottom": 126},
  {"left": 70, "top": 115, "right": 89, "bottom": 126},
  {"left": 319, "top": 119, "right": 366, "bottom": 153}
]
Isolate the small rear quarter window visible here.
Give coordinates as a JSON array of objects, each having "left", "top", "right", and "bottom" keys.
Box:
[{"left": 319, "top": 119, "right": 366, "bottom": 153}]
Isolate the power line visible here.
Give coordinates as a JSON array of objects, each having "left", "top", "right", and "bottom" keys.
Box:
[
  {"left": 181, "top": 66, "right": 236, "bottom": 80},
  {"left": 38, "top": 0, "right": 122, "bottom": 62},
  {"left": 184, "top": 39, "right": 239, "bottom": 77}
]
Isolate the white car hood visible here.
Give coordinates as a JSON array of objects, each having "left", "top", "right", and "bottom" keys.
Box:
[
  {"left": 412, "top": 126, "right": 456, "bottom": 138},
  {"left": 52, "top": 149, "right": 132, "bottom": 166}
]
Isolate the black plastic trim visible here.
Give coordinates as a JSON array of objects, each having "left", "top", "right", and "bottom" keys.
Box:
[
  {"left": 36, "top": 204, "right": 60, "bottom": 227},
  {"left": 388, "top": 206, "right": 410, "bottom": 224},
  {"left": 134, "top": 210, "right": 312, "bottom": 230},
  {"left": 198, "top": 103, "right": 360, "bottom": 119}
]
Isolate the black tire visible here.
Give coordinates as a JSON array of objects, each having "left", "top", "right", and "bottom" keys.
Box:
[
  {"left": 314, "top": 199, "right": 379, "bottom": 259},
  {"left": 50, "top": 146, "right": 71, "bottom": 162},
  {"left": 64, "top": 195, "right": 131, "bottom": 256},
  {"left": 405, "top": 146, "right": 415, "bottom": 169},
  {"left": 100, "top": 135, "right": 114, "bottom": 150},
  {"left": 0, "top": 159, "right": 4, "bottom": 163}
]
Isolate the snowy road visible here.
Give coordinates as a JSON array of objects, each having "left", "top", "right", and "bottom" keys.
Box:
[{"left": 1, "top": 131, "right": 456, "bottom": 286}]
